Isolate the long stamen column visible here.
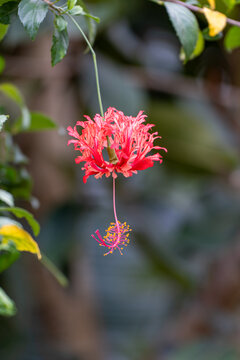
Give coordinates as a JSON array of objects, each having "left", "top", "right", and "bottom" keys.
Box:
[{"left": 91, "top": 178, "right": 131, "bottom": 255}]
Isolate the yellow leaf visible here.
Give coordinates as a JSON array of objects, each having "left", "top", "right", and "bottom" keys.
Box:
[
  {"left": 207, "top": 0, "right": 215, "bottom": 10},
  {"left": 203, "top": 7, "right": 227, "bottom": 36},
  {"left": 0, "top": 225, "right": 41, "bottom": 259}
]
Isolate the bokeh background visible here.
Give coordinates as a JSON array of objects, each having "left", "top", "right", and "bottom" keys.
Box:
[{"left": 1, "top": 0, "right": 240, "bottom": 359}]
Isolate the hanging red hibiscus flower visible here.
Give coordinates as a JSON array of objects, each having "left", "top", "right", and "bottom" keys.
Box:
[
  {"left": 68, "top": 107, "right": 167, "bottom": 255},
  {"left": 67, "top": 107, "right": 167, "bottom": 183}
]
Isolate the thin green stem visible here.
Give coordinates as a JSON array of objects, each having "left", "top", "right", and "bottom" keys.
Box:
[
  {"left": 67, "top": 14, "right": 104, "bottom": 118},
  {"left": 40, "top": 253, "right": 68, "bottom": 287},
  {"left": 66, "top": 13, "right": 118, "bottom": 162}
]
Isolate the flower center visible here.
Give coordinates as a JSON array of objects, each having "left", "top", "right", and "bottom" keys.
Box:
[{"left": 106, "top": 135, "right": 118, "bottom": 164}]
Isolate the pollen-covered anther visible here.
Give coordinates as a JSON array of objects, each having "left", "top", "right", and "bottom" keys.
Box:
[{"left": 91, "top": 221, "right": 131, "bottom": 256}]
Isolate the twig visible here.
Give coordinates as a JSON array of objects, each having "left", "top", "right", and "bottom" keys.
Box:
[
  {"left": 42, "top": 0, "right": 62, "bottom": 14},
  {"left": 157, "top": 0, "right": 240, "bottom": 28}
]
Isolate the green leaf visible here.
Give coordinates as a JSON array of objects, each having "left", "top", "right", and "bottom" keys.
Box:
[
  {"left": 180, "top": 30, "right": 204, "bottom": 63},
  {"left": 0, "top": 23, "right": 8, "bottom": 40},
  {"left": 67, "top": 0, "right": 77, "bottom": 10},
  {"left": 0, "top": 1, "right": 18, "bottom": 24},
  {"left": 0, "top": 114, "right": 8, "bottom": 130},
  {"left": 68, "top": 5, "right": 84, "bottom": 15},
  {"left": 69, "top": 2, "right": 99, "bottom": 22},
  {"left": 0, "top": 224, "right": 41, "bottom": 259},
  {"left": 0, "top": 216, "right": 22, "bottom": 228},
  {"left": 18, "top": 0, "right": 48, "bottom": 40},
  {"left": 202, "top": 26, "right": 223, "bottom": 41},
  {"left": 0, "top": 82, "right": 24, "bottom": 106},
  {"left": 192, "top": 30, "right": 204, "bottom": 58},
  {"left": 70, "top": 5, "right": 99, "bottom": 22},
  {"left": 21, "top": 105, "right": 30, "bottom": 128},
  {"left": 0, "top": 207, "right": 40, "bottom": 236},
  {"left": 224, "top": 26, "right": 240, "bottom": 52},
  {"left": 0, "top": 189, "right": 14, "bottom": 206},
  {"left": 51, "top": 25, "right": 69, "bottom": 66},
  {"left": 0, "top": 287, "right": 16, "bottom": 316},
  {"left": 0, "top": 0, "right": 16, "bottom": 5},
  {"left": 222, "top": 0, "right": 236, "bottom": 10},
  {"left": 55, "top": 15, "right": 67, "bottom": 32},
  {"left": 165, "top": 2, "right": 199, "bottom": 60},
  {"left": 0, "top": 241, "right": 20, "bottom": 273},
  {"left": 0, "top": 56, "right": 5, "bottom": 74},
  {"left": 82, "top": 11, "right": 99, "bottom": 23},
  {"left": 150, "top": 0, "right": 161, "bottom": 4},
  {"left": 14, "top": 111, "right": 57, "bottom": 132},
  {"left": 28, "top": 112, "right": 57, "bottom": 131},
  {"left": 4, "top": 136, "right": 28, "bottom": 164},
  {"left": 0, "top": 164, "right": 32, "bottom": 200},
  {"left": 85, "top": 18, "right": 96, "bottom": 49}
]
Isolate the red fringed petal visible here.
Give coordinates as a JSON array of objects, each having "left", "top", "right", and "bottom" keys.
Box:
[{"left": 67, "top": 107, "right": 167, "bottom": 182}]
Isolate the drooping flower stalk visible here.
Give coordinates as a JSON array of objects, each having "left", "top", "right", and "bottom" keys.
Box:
[
  {"left": 68, "top": 14, "right": 118, "bottom": 165},
  {"left": 68, "top": 14, "right": 104, "bottom": 118}
]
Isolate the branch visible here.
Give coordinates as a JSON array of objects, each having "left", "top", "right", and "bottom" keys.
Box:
[
  {"left": 42, "top": 0, "right": 62, "bottom": 14},
  {"left": 158, "top": 0, "right": 240, "bottom": 28}
]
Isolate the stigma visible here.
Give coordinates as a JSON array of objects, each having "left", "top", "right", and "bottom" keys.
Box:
[{"left": 91, "top": 221, "right": 131, "bottom": 255}]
